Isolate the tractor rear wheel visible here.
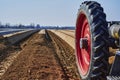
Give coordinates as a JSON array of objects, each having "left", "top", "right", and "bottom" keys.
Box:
[{"left": 75, "top": 1, "right": 109, "bottom": 80}]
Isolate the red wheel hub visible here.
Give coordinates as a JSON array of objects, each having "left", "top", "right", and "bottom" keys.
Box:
[{"left": 76, "top": 13, "right": 91, "bottom": 75}]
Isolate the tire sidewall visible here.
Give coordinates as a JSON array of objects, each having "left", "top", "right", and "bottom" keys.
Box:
[{"left": 75, "top": 4, "right": 95, "bottom": 80}]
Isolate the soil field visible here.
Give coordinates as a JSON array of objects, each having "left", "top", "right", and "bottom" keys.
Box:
[
  {"left": 0, "top": 31, "right": 80, "bottom": 80},
  {"left": 0, "top": 29, "right": 117, "bottom": 80}
]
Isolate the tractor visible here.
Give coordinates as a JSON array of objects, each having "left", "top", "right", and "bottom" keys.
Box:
[{"left": 75, "top": 1, "right": 120, "bottom": 80}]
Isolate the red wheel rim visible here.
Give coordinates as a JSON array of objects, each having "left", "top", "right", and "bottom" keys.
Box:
[{"left": 76, "top": 12, "right": 91, "bottom": 75}]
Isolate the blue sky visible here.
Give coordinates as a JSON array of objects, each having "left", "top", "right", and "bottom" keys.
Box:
[{"left": 0, "top": 0, "right": 120, "bottom": 26}]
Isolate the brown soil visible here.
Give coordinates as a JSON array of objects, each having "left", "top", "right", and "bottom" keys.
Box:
[
  {"left": 1, "top": 33, "right": 67, "bottom": 80},
  {"left": 109, "top": 47, "right": 119, "bottom": 64},
  {"left": 0, "top": 36, "right": 20, "bottom": 62},
  {"left": 1, "top": 30, "right": 116, "bottom": 80},
  {"left": 48, "top": 31, "right": 80, "bottom": 80}
]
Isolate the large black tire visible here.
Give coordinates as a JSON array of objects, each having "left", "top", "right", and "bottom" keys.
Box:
[{"left": 76, "top": 1, "right": 109, "bottom": 80}]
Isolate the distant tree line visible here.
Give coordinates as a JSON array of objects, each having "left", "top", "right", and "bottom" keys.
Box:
[{"left": 0, "top": 22, "right": 75, "bottom": 30}]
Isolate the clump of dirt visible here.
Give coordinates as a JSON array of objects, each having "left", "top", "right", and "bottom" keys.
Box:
[
  {"left": 0, "top": 36, "right": 4, "bottom": 40},
  {"left": 0, "top": 43, "right": 6, "bottom": 51},
  {"left": 109, "top": 47, "right": 119, "bottom": 65}
]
